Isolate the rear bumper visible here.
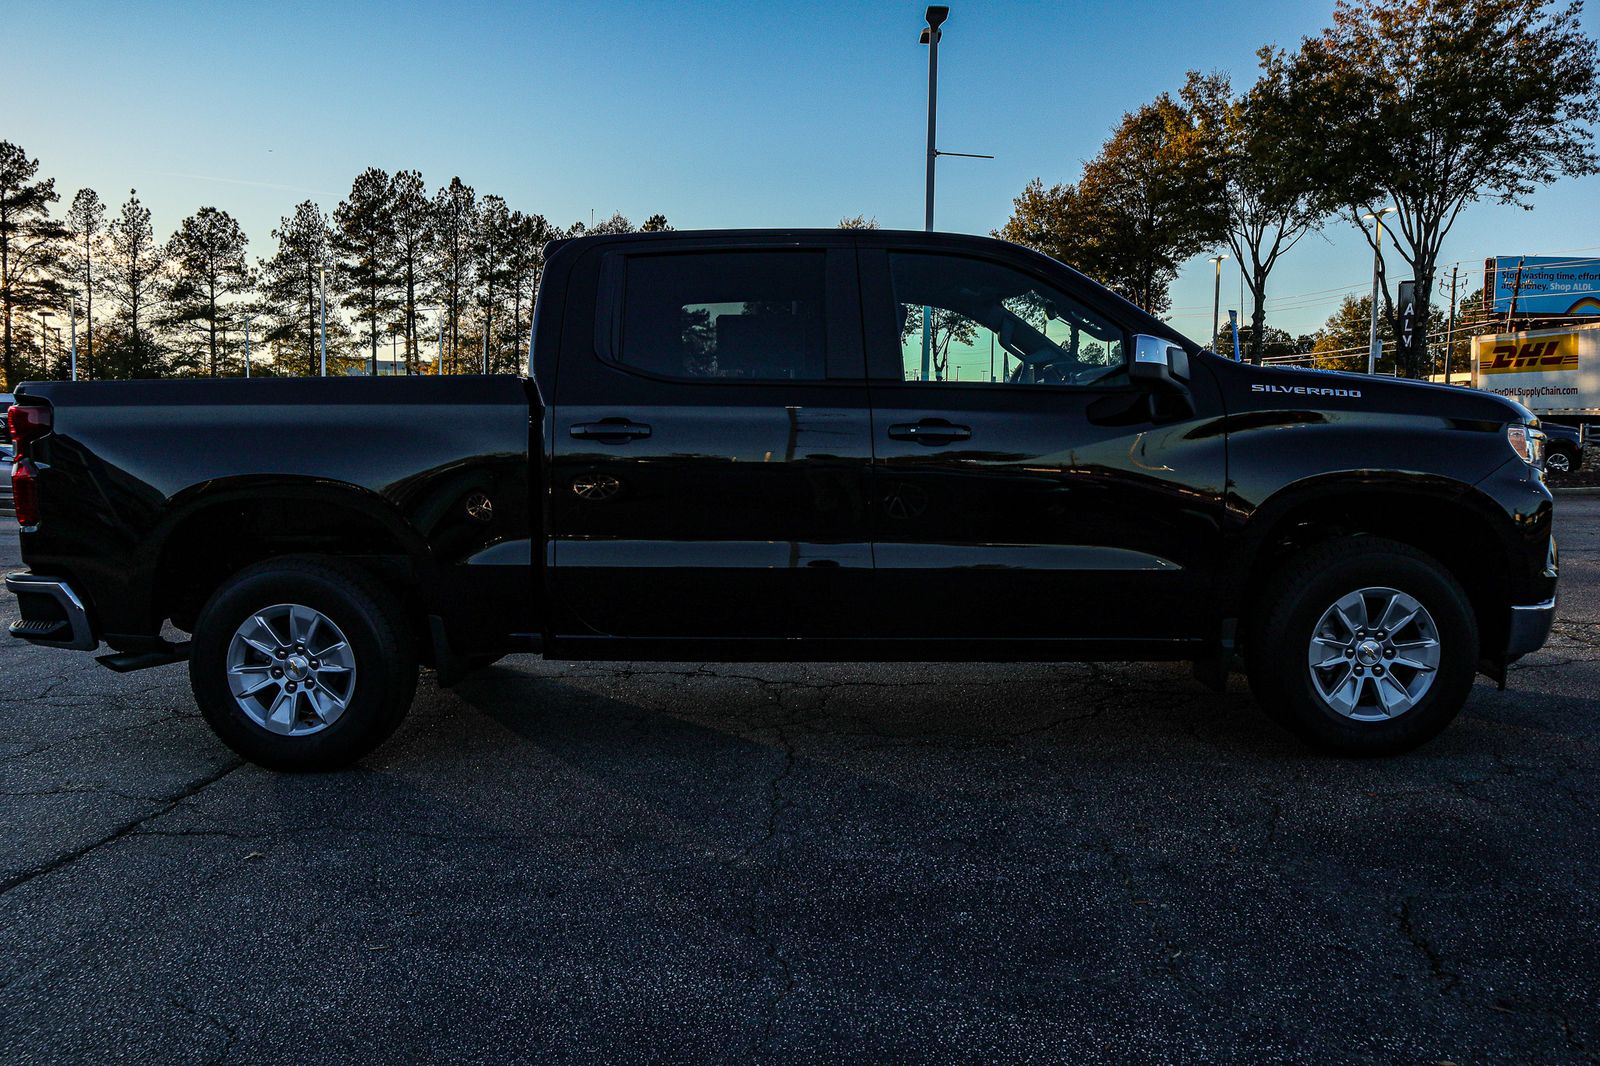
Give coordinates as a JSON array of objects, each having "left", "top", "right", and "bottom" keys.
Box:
[
  {"left": 1506, "top": 596, "right": 1557, "bottom": 658},
  {"left": 5, "top": 573, "right": 97, "bottom": 651}
]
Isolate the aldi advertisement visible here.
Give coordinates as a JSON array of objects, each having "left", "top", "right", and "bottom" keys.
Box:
[
  {"left": 1472, "top": 322, "right": 1600, "bottom": 414},
  {"left": 1486, "top": 256, "right": 1600, "bottom": 315}
]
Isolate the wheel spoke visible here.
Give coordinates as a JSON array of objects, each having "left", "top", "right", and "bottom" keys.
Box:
[
  {"left": 262, "top": 689, "right": 296, "bottom": 733},
  {"left": 237, "top": 674, "right": 278, "bottom": 698},
  {"left": 1391, "top": 656, "right": 1436, "bottom": 673},
  {"left": 1314, "top": 652, "right": 1349, "bottom": 670}
]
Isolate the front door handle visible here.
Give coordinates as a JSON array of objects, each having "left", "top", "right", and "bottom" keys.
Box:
[
  {"left": 887, "top": 418, "right": 971, "bottom": 445},
  {"left": 571, "top": 418, "right": 652, "bottom": 443}
]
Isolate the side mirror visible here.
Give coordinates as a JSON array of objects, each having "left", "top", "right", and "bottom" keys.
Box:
[
  {"left": 1128, "top": 334, "right": 1193, "bottom": 421},
  {"left": 1129, "top": 334, "right": 1190, "bottom": 388}
]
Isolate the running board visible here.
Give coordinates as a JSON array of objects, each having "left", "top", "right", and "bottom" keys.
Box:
[{"left": 96, "top": 642, "right": 191, "bottom": 673}]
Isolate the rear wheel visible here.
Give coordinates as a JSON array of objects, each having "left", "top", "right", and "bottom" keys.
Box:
[
  {"left": 190, "top": 558, "right": 417, "bottom": 771},
  {"left": 1247, "top": 537, "right": 1478, "bottom": 756}
]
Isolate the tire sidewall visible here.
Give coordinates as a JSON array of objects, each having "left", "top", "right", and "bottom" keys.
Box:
[
  {"left": 1263, "top": 550, "right": 1477, "bottom": 754},
  {"left": 191, "top": 565, "right": 406, "bottom": 770}
]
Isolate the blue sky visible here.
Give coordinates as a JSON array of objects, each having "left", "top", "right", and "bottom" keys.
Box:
[{"left": 9, "top": 0, "right": 1600, "bottom": 340}]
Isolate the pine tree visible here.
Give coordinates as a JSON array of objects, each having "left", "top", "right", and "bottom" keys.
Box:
[
  {"left": 334, "top": 167, "right": 397, "bottom": 376},
  {"left": 471, "top": 195, "right": 514, "bottom": 374},
  {"left": 388, "top": 170, "right": 432, "bottom": 374},
  {"left": 64, "top": 188, "right": 105, "bottom": 379},
  {"left": 262, "top": 201, "right": 336, "bottom": 376},
  {"left": 164, "top": 207, "right": 253, "bottom": 376},
  {"left": 640, "top": 214, "right": 673, "bottom": 232},
  {"left": 431, "top": 178, "right": 475, "bottom": 374},
  {"left": 102, "top": 190, "right": 166, "bottom": 376},
  {"left": 0, "top": 142, "right": 65, "bottom": 389},
  {"left": 504, "top": 211, "right": 553, "bottom": 374}
]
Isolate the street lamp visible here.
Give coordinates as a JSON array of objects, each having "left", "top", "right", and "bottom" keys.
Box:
[
  {"left": 1362, "top": 207, "right": 1398, "bottom": 374},
  {"left": 1208, "top": 254, "right": 1228, "bottom": 350}
]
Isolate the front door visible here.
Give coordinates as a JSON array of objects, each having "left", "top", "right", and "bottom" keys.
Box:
[
  {"left": 859, "top": 245, "right": 1227, "bottom": 645},
  {"left": 549, "top": 239, "right": 875, "bottom": 641}
]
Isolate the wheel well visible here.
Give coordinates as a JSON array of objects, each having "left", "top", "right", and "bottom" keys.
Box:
[
  {"left": 154, "top": 496, "right": 426, "bottom": 643},
  {"left": 1241, "top": 491, "right": 1510, "bottom": 656}
]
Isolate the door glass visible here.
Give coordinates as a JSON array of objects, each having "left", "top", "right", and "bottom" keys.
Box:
[
  {"left": 619, "top": 251, "right": 827, "bottom": 381},
  {"left": 888, "top": 252, "right": 1126, "bottom": 386}
]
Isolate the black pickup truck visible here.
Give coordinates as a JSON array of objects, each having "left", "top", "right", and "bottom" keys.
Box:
[{"left": 5, "top": 230, "right": 1557, "bottom": 769}]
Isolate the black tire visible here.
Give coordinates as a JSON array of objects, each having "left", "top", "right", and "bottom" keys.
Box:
[
  {"left": 1246, "top": 537, "right": 1478, "bottom": 756},
  {"left": 189, "top": 557, "right": 418, "bottom": 771}
]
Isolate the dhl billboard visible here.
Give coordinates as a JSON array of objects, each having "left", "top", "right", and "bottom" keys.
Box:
[{"left": 1472, "top": 323, "right": 1600, "bottom": 413}]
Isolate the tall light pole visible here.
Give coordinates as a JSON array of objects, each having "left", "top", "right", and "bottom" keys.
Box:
[
  {"left": 243, "top": 315, "right": 255, "bottom": 378},
  {"left": 1362, "top": 207, "right": 1397, "bottom": 374},
  {"left": 1209, "top": 254, "right": 1227, "bottom": 350},
  {"left": 919, "top": 6, "right": 947, "bottom": 381},
  {"left": 68, "top": 299, "right": 77, "bottom": 381},
  {"left": 318, "top": 262, "right": 328, "bottom": 376}
]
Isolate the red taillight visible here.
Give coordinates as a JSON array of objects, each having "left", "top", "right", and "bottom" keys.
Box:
[
  {"left": 7, "top": 403, "right": 51, "bottom": 457},
  {"left": 12, "top": 461, "right": 39, "bottom": 528}
]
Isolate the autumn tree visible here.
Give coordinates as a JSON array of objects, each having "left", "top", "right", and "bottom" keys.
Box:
[
  {"left": 1184, "top": 61, "right": 1330, "bottom": 362},
  {"left": 334, "top": 167, "right": 397, "bottom": 376},
  {"left": 388, "top": 170, "right": 432, "bottom": 374},
  {"left": 164, "top": 207, "right": 253, "bottom": 376},
  {"left": 999, "top": 95, "right": 1224, "bottom": 315},
  {"left": 64, "top": 188, "right": 105, "bottom": 379},
  {"left": 1309, "top": 294, "right": 1399, "bottom": 372},
  {"left": 262, "top": 200, "right": 338, "bottom": 376},
  {"left": 1285, "top": 0, "right": 1600, "bottom": 377},
  {"left": 432, "top": 178, "right": 476, "bottom": 374},
  {"left": 101, "top": 190, "right": 166, "bottom": 375},
  {"left": 0, "top": 142, "right": 65, "bottom": 389}
]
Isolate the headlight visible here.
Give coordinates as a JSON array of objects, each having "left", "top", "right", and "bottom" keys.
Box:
[{"left": 1507, "top": 424, "right": 1546, "bottom": 466}]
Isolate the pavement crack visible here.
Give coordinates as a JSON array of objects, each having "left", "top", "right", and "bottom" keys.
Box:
[
  {"left": 0, "top": 760, "right": 244, "bottom": 897},
  {"left": 1398, "top": 897, "right": 1460, "bottom": 993}
]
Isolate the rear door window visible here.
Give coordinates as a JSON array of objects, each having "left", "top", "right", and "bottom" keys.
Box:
[{"left": 617, "top": 251, "right": 828, "bottom": 381}]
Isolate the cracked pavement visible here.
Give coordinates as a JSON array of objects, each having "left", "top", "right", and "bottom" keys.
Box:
[{"left": 1, "top": 501, "right": 1598, "bottom": 1063}]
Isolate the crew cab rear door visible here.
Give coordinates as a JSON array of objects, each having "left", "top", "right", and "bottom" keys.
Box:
[
  {"left": 858, "top": 241, "right": 1228, "bottom": 643},
  {"left": 547, "top": 235, "right": 874, "bottom": 641}
]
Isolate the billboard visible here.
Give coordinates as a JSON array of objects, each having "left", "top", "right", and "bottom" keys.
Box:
[
  {"left": 1472, "top": 323, "right": 1600, "bottom": 414},
  {"left": 1486, "top": 257, "right": 1600, "bottom": 316}
]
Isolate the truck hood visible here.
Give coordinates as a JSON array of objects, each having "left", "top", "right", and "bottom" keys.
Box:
[{"left": 1209, "top": 357, "right": 1536, "bottom": 426}]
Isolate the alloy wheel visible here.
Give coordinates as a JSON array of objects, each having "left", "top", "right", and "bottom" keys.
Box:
[
  {"left": 226, "top": 603, "right": 357, "bottom": 736},
  {"left": 1306, "top": 587, "right": 1440, "bottom": 721}
]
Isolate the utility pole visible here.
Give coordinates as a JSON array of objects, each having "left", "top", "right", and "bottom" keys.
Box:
[
  {"left": 68, "top": 299, "right": 77, "bottom": 381},
  {"left": 1443, "top": 267, "right": 1458, "bottom": 384}
]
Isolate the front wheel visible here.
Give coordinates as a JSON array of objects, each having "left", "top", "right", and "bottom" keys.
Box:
[
  {"left": 189, "top": 558, "right": 418, "bottom": 771},
  {"left": 1545, "top": 444, "right": 1579, "bottom": 475},
  {"left": 1246, "top": 537, "right": 1478, "bottom": 756}
]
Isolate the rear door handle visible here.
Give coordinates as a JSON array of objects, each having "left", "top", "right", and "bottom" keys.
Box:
[
  {"left": 571, "top": 418, "right": 652, "bottom": 443},
  {"left": 887, "top": 419, "right": 971, "bottom": 445}
]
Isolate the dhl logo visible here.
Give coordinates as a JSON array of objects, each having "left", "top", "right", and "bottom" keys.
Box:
[{"left": 1479, "top": 334, "right": 1581, "bottom": 375}]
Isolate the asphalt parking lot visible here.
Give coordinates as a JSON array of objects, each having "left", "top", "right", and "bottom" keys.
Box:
[{"left": 1, "top": 503, "right": 1596, "bottom": 1064}]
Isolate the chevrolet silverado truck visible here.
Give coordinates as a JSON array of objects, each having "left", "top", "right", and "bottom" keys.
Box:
[{"left": 4, "top": 230, "right": 1558, "bottom": 769}]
